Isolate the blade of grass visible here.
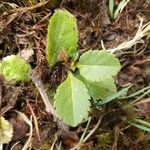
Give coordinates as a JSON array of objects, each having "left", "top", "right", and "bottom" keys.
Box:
[
  {"left": 131, "top": 88, "right": 150, "bottom": 106},
  {"left": 121, "top": 86, "right": 150, "bottom": 99},
  {"left": 130, "top": 122, "right": 150, "bottom": 132},
  {"left": 70, "top": 117, "right": 91, "bottom": 150},
  {"left": 109, "top": 0, "right": 114, "bottom": 18},
  {"left": 129, "top": 119, "right": 150, "bottom": 132},
  {"left": 114, "top": 0, "right": 130, "bottom": 19},
  {"left": 134, "top": 119, "right": 150, "bottom": 128},
  {"left": 97, "top": 84, "right": 132, "bottom": 106},
  {"left": 50, "top": 136, "right": 58, "bottom": 150},
  {"left": 83, "top": 116, "right": 102, "bottom": 142},
  {"left": 57, "top": 142, "right": 62, "bottom": 150}
]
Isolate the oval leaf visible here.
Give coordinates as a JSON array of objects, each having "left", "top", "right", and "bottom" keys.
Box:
[
  {"left": 54, "top": 73, "right": 90, "bottom": 126},
  {"left": 77, "top": 50, "right": 121, "bottom": 82},
  {"left": 0, "top": 116, "right": 13, "bottom": 144},
  {"left": 46, "top": 9, "right": 78, "bottom": 67},
  {"left": 78, "top": 75, "right": 117, "bottom": 99}
]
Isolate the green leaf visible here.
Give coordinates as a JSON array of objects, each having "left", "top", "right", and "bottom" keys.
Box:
[
  {"left": 54, "top": 72, "right": 90, "bottom": 126},
  {"left": 78, "top": 75, "right": 117, "bottom": 99},
  {"left": 97, "top": 84, "right": 132, "bottom": 106},
  {"left": 130, "top": 122, "right": 150, "bottom": 132},
  {"left": 109, "top": 0, "right": 114, "bottom": 18},
  {"left": 129, "top": 119, "right": 150, "bottom": 132},
  {"left": 77, "top": 50, "right": 121, "bottom": 82},
  {"left": 121, "top": 85, "right": 150, "bottom": 99},
  {"left": 0, "top": 116, "right": 13, "bottom": 144},
  {"left": 0, "top": 55, "right": 31, "bottom": 84},
  {"left": 46, "top": 9, "right": 78, "bottom": 67},
  {"left": 114, "top": 0, "right": 130, "bottom": 19}
]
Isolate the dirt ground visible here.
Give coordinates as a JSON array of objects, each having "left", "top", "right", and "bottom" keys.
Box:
[{"left": 0, "top": 0, "right": 150, "bottom": 149}]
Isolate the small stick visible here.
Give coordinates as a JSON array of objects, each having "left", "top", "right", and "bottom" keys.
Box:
[
  {"left": 1, "top": 0, "right": 50, "bottom": 32},
  {"left": 29, "top": 70, "right": 58, "bottom": 119},
  {"left": 83, "top": 116, "right": 102, "bottom": 142},
  {"left": 107, "top": 18, "right": 150, "bottom": 53},
  {"left": 29, "top": 70, "right": 69, "bottom": 130}
]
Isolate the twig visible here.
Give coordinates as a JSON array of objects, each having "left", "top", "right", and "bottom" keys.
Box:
[
  {"left": 29, "top": 70, "right": 58, "bottom": 119},
  {"left": 32, "top": 12, "right": 51, "bottom": 29},
  {"left": 107, "top": 16, "right": 150, "bottom": 53},
  {"left": 29, "top": 69, "right": 69, "bottom": 131},
  {"left": 11, "top": 141, "right": 20, "bottom": 150},
  {"left": 26, "top": 101, "right": 41, "bottom": 141},
  {"left": 70, "top": 116, "right": 102, "bottom": 150},
  {"left": 70, "top": 117, "right": 91, "bottom": 150},
  {"left": 9, "top": 0, "right": 50, "bottom": 14},
  {"left": 83, "top": 116, "right": 102, "bottom": 142},
  {"left": 1, "top": 0, "right": 50, "bottom": 32}
]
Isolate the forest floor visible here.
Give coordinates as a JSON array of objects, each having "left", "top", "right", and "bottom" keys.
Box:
[{"left": 0, "top": 0, "right": 150, "bottom": 150}]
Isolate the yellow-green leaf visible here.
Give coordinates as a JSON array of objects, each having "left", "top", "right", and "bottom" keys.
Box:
[
  {"left": 46, "top": 9, "right": 78, "bottom": 67},
  {"left": 77, "top": 50, "right": 121, "bottom": 82},
  {"left": 78, "top": 75, "right": 117, "bottom": 99},
  {"left": 54, "top": 72, "right": 90, "bottom": 126}
]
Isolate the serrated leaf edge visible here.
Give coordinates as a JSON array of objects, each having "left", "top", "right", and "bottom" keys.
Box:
[
  {"left": 77, "top": 50, "right": 121, "bottom": 82},
  {"left": 54, "top": 73, "right": 91, "bottom": 126},
  {"left": 46, "top": 9, "right": 78, "bottom": 67}
]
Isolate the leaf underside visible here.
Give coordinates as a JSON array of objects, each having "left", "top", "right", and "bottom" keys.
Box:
[
  {"left": 46, "top": 9, "right": 78, "bottom": 67},
  {"left": 54, "top": 73, "right": 90, "bottom": 126},
  {"left": 77, "top": 50, "right": 121, "bottom": 82}
]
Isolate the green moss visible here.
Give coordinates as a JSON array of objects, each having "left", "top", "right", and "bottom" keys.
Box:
[{"left": 1, "top": 55, "right": 31, "bottom": 84}]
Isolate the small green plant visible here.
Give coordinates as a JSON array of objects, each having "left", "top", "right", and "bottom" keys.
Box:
[
  {"left": 0, "top": 55, "right": 31, "bottom": 84},
  {"left": 46, "top": 9, "right": 121, "bottom": 126},
  {"left": 108, "top": 0, "right": 130, "bottom": 19}
]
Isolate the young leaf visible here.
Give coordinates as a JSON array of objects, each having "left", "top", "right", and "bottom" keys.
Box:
[
  {"left": 0, "top": 55, "right": 31, "bottom": 84},
  {"left": 54, "top": 72, "right": 90, "bottom": 126},
  {"left": 46, "top": 9, "right": 78, "bottom": 67},
  {"left": 78, "top": 75, "right": 117, "bottom": 99},
  {"left": 0, "top": 116, "right": 13, "bottom": 144},
  {"left": 77, "top": 50, "right": 121, "bottom": 82}
]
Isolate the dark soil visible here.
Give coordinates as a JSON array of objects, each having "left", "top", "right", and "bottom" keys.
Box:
[{"left": 0, "top": 0, "right": 150, "bottom": 149}]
